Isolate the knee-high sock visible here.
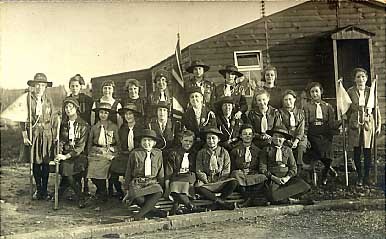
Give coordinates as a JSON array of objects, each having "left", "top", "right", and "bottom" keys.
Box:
[{"left": 135, "top": 192, "right": 162, "bottom": 219}]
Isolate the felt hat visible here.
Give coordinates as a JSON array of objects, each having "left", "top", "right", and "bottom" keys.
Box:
[
  {"left": 199, "top": 126, "right": 226, "bottom": 141},
  {"left": 154, "top": 101, "right": 170, "bottom": 110},
  {"left": 135, "top": 129, "right": 166, "bottom": 149},
  {"left": 154, "top": 69, "right": 169, "bottom": 83},
  {"left": 186, "top": 86, "right": 204, "bottom": 96},
  {"left": 92, "top": 102, "right": 116, "bottom": 113},
  {"left": 219, "top": 65, "right": 243, "bottom": 78},
  {"left": 216, "top": 96, "right": 235, "bottom": 106},
  {"left": 27, "top": 73, "right": 53, "bottom": 87},
  {"left": 63, "top": 97, "right": 80, "bottom": 109},
  {"left": 266, "top": 125, "right": 292, "bottom": 140},
  {"left": 186, "top": 59, "right": 210, "bottom": 73},
  {"left": 118, "top": 103, "right": 141, "bottom": 115},
  {"left": 238, "top": 123, "right": 255, "bottom": 135}
]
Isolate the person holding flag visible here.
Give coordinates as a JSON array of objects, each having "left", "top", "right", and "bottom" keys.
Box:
[
  {"left": 147, "top": 70, "right": 173, "bottom": 118},
  {"left": 347, "top": 68, "right": 381, "bottom": 186},
  {"left": 21, "top": 73, "right": 55, "bottom": 200}
]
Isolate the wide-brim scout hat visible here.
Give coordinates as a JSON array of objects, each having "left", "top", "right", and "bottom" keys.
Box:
[
  {"left": 153, "top": 69, "right": 169, "bottom": 83},
  {"left": 186, "top": 86, "right": 204, "bottom": 96},
  {"left": 27, "top": 73, "right": 53, "bottom": 87},
  {"left": 186, "top": 60, "right": 210, "bottom": 73},
  {"left": 219, "top": 65, "right": 243, "bottom": 78},
  {"left": 135, "top": 129, "right": 166, "bottom": 149},
  {"left": 125, "top": 78, "right": 142, "bottom": 89},
  {"left": 92, "top": 102, "right": 116, "bottom": 113},
  {"left": 199, "top": 126, "right": 226, "bottom": 141},
  {"left": 118, "top": 103, "right": 141, "bottom": 115},
  {"left": 154, "top": 101, "right": 170, "bottom": 110},
  {"left": 238, "top": 123, "right": 255, "bottom": 135},
  {"left": 216, "top": 96, "right": 235, "bottom": 106},
  {"left": 266, "top": 125, "right": 292, "bottom": 140},
  {"left": 63, "top": 97, "right": 80, "bottom": 109}
]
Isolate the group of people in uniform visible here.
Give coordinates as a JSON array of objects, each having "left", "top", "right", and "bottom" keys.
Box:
[{"left": 21, "top": 60, "right": 381, "bottom": 221}]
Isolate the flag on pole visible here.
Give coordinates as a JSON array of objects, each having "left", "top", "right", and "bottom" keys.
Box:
[
  {"left": 0, "top": 92, "right": 29, "bottom": 122},
  {"left": 336, "top": 79, "right": 352, "bottom": 120},
  {"left": 366, "top": 76, "right": 377, "bottom": 114},
  {"left": 171, "top": 33, "right": 184, "bottom": 88}
]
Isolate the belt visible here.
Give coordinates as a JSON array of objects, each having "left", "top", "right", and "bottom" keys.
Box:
[
  {"left": 313, "top": 122, "right": 324, "bottom": 126},
  {"left": 93, "top": 144, "right": 116, "bottom": 147},
  {"left": 133, "top": 177, "right": 155, "bottom": 183}
]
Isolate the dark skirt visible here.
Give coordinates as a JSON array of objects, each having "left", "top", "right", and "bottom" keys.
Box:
[
  {"left": 231, "top": 170, "right": 267, "bottom": 187},
  {"left": 128, "top": 179, "right": 163, "bottom": 199},
  {"left": 195, "top": 177, "right": 237, "bottom": 193},
  {"left": 265, "top": 177, "right": 310, "bottom": 202},
  {"left": 60, "top": 155, "right": 87, "bottom": 176},
  {"left": 110, "top": 154, "right": 129, "bottom": 175},
  {"left": 308, "top": 125, "right": 333, "bottom": 160},
  {"left": 87, "top": 147, "right": 115, "bottom": 179},
  {"left": 31, "top": 127, "right": 53, "bottom": 164},
  {"left": 169, "top": 172, "right": 196, "bottom": 197}
]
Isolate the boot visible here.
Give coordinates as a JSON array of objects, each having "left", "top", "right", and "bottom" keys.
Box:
[{"left": 215, "top": 198, "right": 236, "bottom": 210}]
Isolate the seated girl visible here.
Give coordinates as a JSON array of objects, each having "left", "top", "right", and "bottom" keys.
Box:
[{"left": 195, "top": 127, "right": 238, "bottom": 210}]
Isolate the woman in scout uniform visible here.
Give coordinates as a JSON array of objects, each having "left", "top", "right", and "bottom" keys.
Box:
[
  {"left": 87, "top": 102, "right": 120, "bottom": 202},
  {"left": 347, "top": 68, "right": 381, "bottom": 186},
  {"left": 215, "top": 65, "right": 248, "bottom": 118},
  {"left": 147, "top": 70, "right": 173, "bottom": 118},
  {"left": 165, "top": 130, "right": 200, "bottom": 215},
  {"left": 216, "top": 96, "right": 243, "bottom": 151},
  {"left": 21, "top": 73, "right": 54, "bottom": 200},
  {"left": 259, "top": 65, "right": 283, "bottom": 109},
  {"left": 182, "top": 86, "right": 217, "bottom": 150},
  {"left": 109, "top": 103, "right": 143, "bottom": 200},
  {"left": 55, "top": 98, "right": 89, "bottom": 208},
  {"left": 148, "top": 101, "right": 179, "bottom": 150},
  {"left": 91, "top": 80, "right": 123, "bottom": 127},
  {"left": 122, "top": 78, "right": 146, "bottom": 121},
  {"left": 259, "top": 125, "right": 311, "bottom": 204},
  {"left": 185, "top": 59, "right": 216, "bottom": 107},
  {"left": 230, "top": 124, "right": 267, "bottom": 207},
  {"left": 195, "top": 127, "right": 238, "bottom": 210},
  {"left": 279, "top": 90, "right": 310, "bottom": 173},
  {"left": 123, "top": 129, "right": 166, "bottom": 221},
  {"left": 246, "top": 88, "right": 281, "bottom": 148},
  {"left": 303, "top": 82, "right": 339, "bottom": 185}
]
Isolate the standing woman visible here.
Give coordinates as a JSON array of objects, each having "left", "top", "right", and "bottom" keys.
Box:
[
  {"left": 303, "top": 82, "right": 339, "bottom": 185},
  {"left": 147, "top": 70, "right": 173, "bottom": 118},
  {"left": 22, "top": 73, "right": 54, "bottom": 200},
  {"left": 55, "top": 98, "right": 89, "bottom": 208},
  {"left": 65, "top": 74, "right": 93, "bottom": 125},
  {"left": 87, "top": 103, "right": 120, "bottom": 202},
  {"left": 260, "top": 66, "right": 283, "bottom": 109},
  {"left": 246, "top": 89, "right": 281, "bottom": 149},
  {"left": 123, "top": 78, "right": 146, "bottom": 121},
  {"left": 91, "top": 80, "right": 122, "bottom": 127},
  {"left": 347, "top": 68, "right": 381, "bottom": 186},
  {"left": 279, "top": 90, "right": 310, "bottom": 172}
]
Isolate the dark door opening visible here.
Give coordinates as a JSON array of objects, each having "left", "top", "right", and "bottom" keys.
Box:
[{"left": 337, "top": 39, "right": 371, "bottom": 89}]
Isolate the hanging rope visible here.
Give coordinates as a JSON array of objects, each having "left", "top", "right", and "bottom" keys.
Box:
[{"left": 262, "top": 0, "right": 270, "bottom": 65}]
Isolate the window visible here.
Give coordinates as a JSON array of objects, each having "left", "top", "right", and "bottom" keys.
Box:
[{"left": 233, "top": 50, "right": 263, "bottom": 100}]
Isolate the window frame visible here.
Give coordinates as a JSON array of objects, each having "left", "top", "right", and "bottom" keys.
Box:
[{"left": 233, "top": 50, "right": 263, "bottom": 70}]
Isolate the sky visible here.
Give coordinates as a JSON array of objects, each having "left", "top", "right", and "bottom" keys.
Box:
[{"left": 0, "top": 0, "right": 302, "bottom": 90}]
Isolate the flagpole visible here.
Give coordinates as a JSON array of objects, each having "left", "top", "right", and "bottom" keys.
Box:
[
  {"left": 28, "top": 88, "right": 34, "bottom": 198},
  {"left": 373, "top": 75, "right": 378, "bottom": 184},
  {"left": 342, "top": 113, "right": 349, "bottom": 187}
]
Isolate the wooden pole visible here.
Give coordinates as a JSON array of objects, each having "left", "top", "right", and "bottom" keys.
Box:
[
  {"left": 342, "top": 115, "right": 349, "bottom": 187},
  {"left": 54, "top": 115, "right": 61, "bottom": 210},
  {"left": 28, "top": 89, "right": 34, "bottom": 198},
  {"left": 373, "top": 75, "right": 378, "bottom": 184}
]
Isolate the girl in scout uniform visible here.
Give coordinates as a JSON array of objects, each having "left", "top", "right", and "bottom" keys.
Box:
[
  {"left": 147, "top": 70, "right": 173, "bottom": 118},
  {"left": 216, "top": 96, "right": 243, "bottom": 152},
  {"left": 230, "top": 124, "right": 267, "bottom": 207},
  {"left": 195, "top": 127, "right": 238, "bottom": 210},
  {"left": 123, "top": 129, "right": 166, "bottom": 221},
  {"left": 55, "top": 98, "right": 89, "bottom": 208},
  {"left": 215, "top": 65, "right": 248, "bottom": 118},
  {"left": 260, "top": 65, "right": 283, "bottom": 109},
  {"left": 21, "top": 73, "right": 54, "bottom": 200},
  {"left": 185, "top": 59, "right": 216, "bottom": 107},
  {"left": 91, "top": 80, "right": 123, "bottom": 127},
  {"left": 246, "top": 88, "right": 281, "bottom": 148},
  {"left": 148, "top": 101, "right": 179, "bottom": 150},
  {"left": 87, "top": 103, "right": 120, "bottom": 202},
  {"left": 259, "top": 126, "right": 311, "bottom": 204},
  {"left": 109, "top": 103, "right": 143, "bottom": 200},
  {"left": 279, "top": 90, "right": 310, "bottom": 172},
  {"left": 123, "top": 78, "right": 146, "bottom": 122},
  {"left": 347, "top": 68, "right": 381, "bottom": 186},
  {"left": 164, "top": 130, "right": 199, "bottom": 215},
  {"left": 182, "top": 86, "right": 217, "bottom": 151},
  {"left": 303, "top": 82, "right": 339, "bottom": 185}
]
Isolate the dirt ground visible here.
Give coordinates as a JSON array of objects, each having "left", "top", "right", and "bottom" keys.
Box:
[{"left": 0, "top": 164, "right": 384, "bottom": 237}]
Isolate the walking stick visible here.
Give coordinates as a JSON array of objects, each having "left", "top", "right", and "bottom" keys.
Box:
[
  {"left": 342, "top": 115, "right": 349, "bottom": 187},
  {"left": 373, "top": 75, "right": 378, "bottom": 184},
  {"left": 54, "top": 115, "right": 61, "bottom": 210},
  {"left": 28, "top": 89, "right": 34, "bottom": 198}
]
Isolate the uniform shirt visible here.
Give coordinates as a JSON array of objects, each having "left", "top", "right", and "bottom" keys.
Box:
[
  {"left": 259, "top": 145, "right": 297, "bottom": 178},
  {"left": 148, "top": 118, "right": 179, "bottom": 148},
  {"left": 118, "top": 123, "right": 142, "bottom": 153},
  {"left": 124, "top": 148, "right": 164, "bottom": 190},
  {"left": 59, "top": 117, "right": 89, "bottom": 158},
  {"left": 247, "top": 105, "right": 281, "bottom": 139},
  {"left": 182, "top": 105, "right": 217, "bottom": 136},
  {"left": 185, "top": 76, "right": 216, "bottom": 106},
  {"left": 216, "top": 114, "right": 242, "bottom": 143},
  {"left": 279, "top": 107, "right": 305, "bottom": 141},
  {"left": 165, "top": 147, "right": 195, "bottom": 180},
  {"left": 21, "top": 93, "right": 54, "bottom": 131},
  {"left": 303, "top": 100, "right": 338, "bottom": 135},
  {"left": 196, "top": 146, "right": 231, "bottom": 184},
  {"left": 63, "top": 93, "right": 93, "bottom": 125},
  {"left": 215, "top": 83, "right": 248, "bottom": 113},
  {"left": 230, "top": 143, "right": 261, "bottom": 172},
  {"left": 87, "top": 120, "right": 120, "bottom": 151}
]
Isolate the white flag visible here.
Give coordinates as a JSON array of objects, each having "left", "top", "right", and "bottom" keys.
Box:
[
  {"left": 366, "top": 77, "right": 376, "bottom": 112},
  {"left": 0, "top": 92, "right": 29, "bottom": 122},
  {"left": 336, "top": 80, "right": 352, "bottom": 120}
]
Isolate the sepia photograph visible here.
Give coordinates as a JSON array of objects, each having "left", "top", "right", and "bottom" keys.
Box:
[{"left": 0, "top": 0, "right": 385, "bottom": 238}]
